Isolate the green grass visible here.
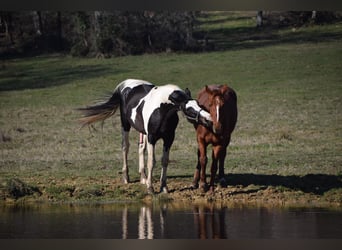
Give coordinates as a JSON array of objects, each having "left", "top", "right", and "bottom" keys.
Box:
[{"left": 0, "top": 12, "right": 341, "bottom": 202}]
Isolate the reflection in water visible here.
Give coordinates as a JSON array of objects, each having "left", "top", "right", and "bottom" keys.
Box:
[
  {"left": 138, "top": 206, "right": 153, "bottom": 239},
  {"left": 121, "top": 204, "right": 167, "bottom": 239},
  {"left": 193, "top": 204, "right": 226, "bottom": 239},
  {"left": 1, "top": 203, "right": 341, "bottom": 238}
]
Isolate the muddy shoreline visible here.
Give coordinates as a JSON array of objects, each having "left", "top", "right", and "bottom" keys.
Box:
[{"left": 1, "top": 176, "right": 341, "bottom": 208}]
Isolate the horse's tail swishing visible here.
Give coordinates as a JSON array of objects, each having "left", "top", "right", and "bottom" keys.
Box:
[{"left": 78, "top": 90, "right": 121, "bottom": 128}]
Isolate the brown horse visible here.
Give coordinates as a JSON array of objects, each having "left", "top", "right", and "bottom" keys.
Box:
[{"left": 192, "top": 85, "right": 238, "bottom": 192}]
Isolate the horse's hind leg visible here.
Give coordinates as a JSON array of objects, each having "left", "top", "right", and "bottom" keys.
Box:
[
  {"left": 138, "top": 133, "right": 147, "bottom": 184},
  {"left": 121, "top": 128, "right": 130, "bottom": 184}
]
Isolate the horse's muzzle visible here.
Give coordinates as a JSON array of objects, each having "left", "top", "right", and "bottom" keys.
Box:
[{"left": 199, "top": 116, "right": 213, "bottom": 130}]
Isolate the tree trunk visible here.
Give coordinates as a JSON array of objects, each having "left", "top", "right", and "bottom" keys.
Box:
[
  {"left": 93, "top": 11, "right": 102, "bottom": 53},
  {"left": 256, "top": 11, "right": 263, "bottom": 27},
  {"left": 32, "top": 11, "right": 43, "bottom": 35},
  {"left": 1, "top": 12, "right": 14, "bottom": 45}
]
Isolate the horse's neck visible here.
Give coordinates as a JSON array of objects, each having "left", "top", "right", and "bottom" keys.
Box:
[{"left": 197, "top": 93, "right": 210, "bottom": 111}]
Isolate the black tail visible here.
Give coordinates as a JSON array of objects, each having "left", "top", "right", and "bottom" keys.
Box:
[{"left": 78, "top": 90, "right": 121, "bottom": 128}]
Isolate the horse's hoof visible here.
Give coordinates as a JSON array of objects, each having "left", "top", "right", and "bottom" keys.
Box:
[
  {"left": 122, "top": 176, "right": 130, "bottom": 184},
  {"left": 209, "top": 186, "right": 215, "bottom": 193},
  {"left": 147, "top": 186, "right": 155, "bottom": 194},
  {"left": 218, "top": 178, "right": 227, "bottom": 188},
  {"left": 191, "top": 183, "right": 199, "bottom": 190},
  {"left": 160, "top": 186, "right": 169, "bottom": 194},
  {"left": 140, "top": 178, "right": 147, "bottom": 185},
  {"left": 199, "top": 183, "right": 209, "bottom": 193}
]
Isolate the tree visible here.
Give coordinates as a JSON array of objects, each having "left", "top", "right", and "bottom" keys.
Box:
[
  {"left": 256, "top": 11, "right": 263, "bottom": 27},
  {"left": 0, "top": 12, "right": 14, "bottom": 45},
  {"left": 32, "top": 11, "right": 43, "bottom": 35}
]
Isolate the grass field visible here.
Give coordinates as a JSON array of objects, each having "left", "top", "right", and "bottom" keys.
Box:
[{"left": 0, "top": 12, "right": 341, "bottom": 204}]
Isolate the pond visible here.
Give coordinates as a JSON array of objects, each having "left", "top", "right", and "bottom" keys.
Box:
[{"left": 1, "top": 202, "right": 341, "bottom": 238}]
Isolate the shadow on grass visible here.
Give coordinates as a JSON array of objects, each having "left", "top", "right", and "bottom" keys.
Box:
[
  {"left": 169, "top": 173, "right": 342, "bottom": 195},
  {"left": 0, "top": 59, "right": 130, "bottom": 92},
  {"left": 225, "top": 173, "right": 342, "bottom": 195},
  {"left": 197, "top": 26, "right": 342, "bottom": 52},
  {"left": 194, "top": 12, "right": 342, "bottom": 51}
]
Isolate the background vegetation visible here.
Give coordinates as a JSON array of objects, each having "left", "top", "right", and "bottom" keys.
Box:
[
  {"left": 1, "top": 11, "right": 341, "bottom": 57},
  {"left": 0, "top": 11, "right": 341, "bottom": 204}
]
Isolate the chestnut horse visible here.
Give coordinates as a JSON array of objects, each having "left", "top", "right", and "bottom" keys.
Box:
[{"left": 192, "top": 85, "right": 238, "bottom": 192}]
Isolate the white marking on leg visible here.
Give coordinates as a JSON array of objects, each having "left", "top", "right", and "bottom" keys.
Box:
[
  {"left": 146, "top": 141, "right": 155, "bottom": 192},
  {"left": 122, "top": 129, "right": 130, "bottom": 184},
  {"left": 139, "top": 133, "right": 147, "bottom": 184}
]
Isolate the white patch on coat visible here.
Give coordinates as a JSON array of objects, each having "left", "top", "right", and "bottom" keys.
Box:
[
  {"left": 216, "top": 104, "right": 220, "bottom": 122},
  {"left": 185, "top": 100, "right": 212, "bottom": 121},
  {"left": 121, "top": 79, "right": 153, "bottom": 92},
  {"left": 140, "top": 84, "right": 181, "bottom": 133},
  {"left": 131, "top": 98, "right": 144, "bottom": 122},
  {"left": 116, "top": 79, "right": 153, "bottom": 123}
]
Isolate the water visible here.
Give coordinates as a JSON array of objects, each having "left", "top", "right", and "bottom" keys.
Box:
[{"left": 1, "top": 202, "right": 341, "bottom": 238}]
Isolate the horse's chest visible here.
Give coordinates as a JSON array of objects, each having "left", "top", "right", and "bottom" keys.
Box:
[
  {"left": 200, "top": 130, "right": 228, "bottom": 146},
  {"left": 209, "top": 134, "right": 226, "bottom": 145}
]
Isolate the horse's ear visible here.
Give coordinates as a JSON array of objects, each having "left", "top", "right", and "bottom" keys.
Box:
[
  {"left": 185, "top": 88, "right": 192, "bottom": 98},
  {"left": 221, "top": 85, "right": 229, "bottom": 95},
  {"left": 205, "top": 85, "right": 212, "bottom": 94}
]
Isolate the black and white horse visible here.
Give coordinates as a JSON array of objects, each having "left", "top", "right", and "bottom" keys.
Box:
[{"left": 79, "top": 79, "right": 212, "bottom": 193}]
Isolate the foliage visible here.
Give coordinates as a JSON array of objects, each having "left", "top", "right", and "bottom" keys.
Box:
[
  {"left": 1, "top": 11, "right": 341, "bottom": 58},
  {"left": 0, "top": 11, "right": 197, "bottom": 57}
]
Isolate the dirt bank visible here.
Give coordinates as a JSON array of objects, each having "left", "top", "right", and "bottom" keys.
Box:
[{"left": 1, "top": 175, "right": 341, "bottom": 208}]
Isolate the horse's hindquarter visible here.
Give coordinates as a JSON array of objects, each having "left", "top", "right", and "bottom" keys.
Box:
[
  {"left": 123, "top": 84, "right": 154, "bottom": 133},
  {"left": 223, "top": 88, "right": 238, "bottom": 134}
]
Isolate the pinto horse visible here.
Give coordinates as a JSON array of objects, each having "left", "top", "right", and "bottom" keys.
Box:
[
  {"left": 79, "top": 79, "right": 213, "bottom": 194},
  {"left": 192, "top": 85, "right": 238, "bottom": 192}
]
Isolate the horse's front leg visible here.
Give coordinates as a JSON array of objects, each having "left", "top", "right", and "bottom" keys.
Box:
[
  {"left": 138, "top": 133, "right": 147, "bottom": 184},
  {"left": 160, "top": 145, "right": 170, "bottom": 193},
  {"left": 197, "top": 141, "right": 208, "bottom": 192},
  {"left": 160, "top": 133, "right": 175, "bottom": 193},
  {"left": 193, "top": 149, "right": 201, "bottom": 189},
  {"left": 209, "top": 146, "right": 224, "bottom": 192},
  {"left": 146, "top": 141, "right": 156, "bottom": 194}
]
